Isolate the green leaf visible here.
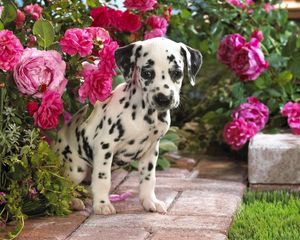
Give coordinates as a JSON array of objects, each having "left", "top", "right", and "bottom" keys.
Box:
[
  {"left": 181, "top": 9, "right": 191, "bottom": 19},
  {"left": 159, "top": 140, "right": 178, "bottom": 153},
  {"left": 33, "top": 19, "right": 55, "bottom": 49},
  {"left": 1, "top": 0, "right": 17, "bottom": 23},
  {"left": 275, "top": 71, "right": 293, "bottom": 86},
  {"left": 0, "top": 20, "right": 4, "bottom": 30},
  {"left": 157, "top": 157, "right": 170, "bottom": 170},
  {"left": 86, "top": 0, "right": 100, "bottom": 8}
]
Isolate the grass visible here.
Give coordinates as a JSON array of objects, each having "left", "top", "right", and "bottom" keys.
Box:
[{"left": 228, "top": 190, "right": 300, "bottom": 240}]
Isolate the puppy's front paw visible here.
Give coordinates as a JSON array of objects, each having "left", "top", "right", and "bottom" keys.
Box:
[
  {"left": 93, "top": 201, "right": 116, "bottom": 215},
  {"left": 141, "top": 197, "right": 167, "bottom": 214}
]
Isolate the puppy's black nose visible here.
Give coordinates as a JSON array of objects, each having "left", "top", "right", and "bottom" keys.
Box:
[{"left": 153, "top": 93, "right": 172, "bottom": 108}]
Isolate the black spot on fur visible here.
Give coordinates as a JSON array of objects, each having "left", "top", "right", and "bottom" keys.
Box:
[
  {"left": 147, "top": 59, "right": 154, "bottom": 66},
  {"left": 70, "top": 167, "right": 73, "bottom": 172},
  {"left": 132, "top": 149, "right": 143, "bottom": 160},
  {"left": 155, "top": 151, "right": 158, "bottom": 156},
  {"left": 98, "top": 172, "right": 106, "bottom": 179},
  {"left": 58, "top": 138, "right": 62, "bottom": 143},
  {"left": 105, "top": 152, "right": 111, "bottom": 159},
  {"left": 109, "top": 123, "right": 116, "bottom": 135},
  {"left": 158, "top": 112, "right": 168, "bottom": 123},
  {"left": 162, "top": 75, "right": 165, "bottom": 79},
  {"left": 102, "top": 143, "right": 110, "bottom": 149},
  {"left": 115, "top": 160, "right": 127, "bottom": 166},
  {"left": 100, "top": 200, "right": 105, "bottom": 203},
  {"left": 132, "top": 104, "right": 137, "bottom": 110},
  {"left": 132, "top": 88, "right": 136, "bottom": 95},
  {"left": 128, "top": 140, "right": 135, "bottom": 145},
  {"left": 143, "top": 52, "right": 148, "bottom": 57},
  {"left": 81, "top": 129, "right": 94, "bottom": 161},
  {"left": 164, "top": 84, "right": 169, "bottom": 89},
  {"left": 144, "top": 115, "right": 153, "bottom": 124},
  {"left": 108, "top": 118, "right": 112, "bottom": 125},
  {"left": 62, "top": 145, "right": 72, "bottom": 160},
  {"left": 135, "top": 46, "right": 142, "bottom": 61},
  {"left": 140, "top": 136, "right": 149, "bottom": 144},
  {"left": 78, "top": 167, "right": 84, "bottom": 172},
  {"left": 148, "top": 108, "right": 155, "bottom": 115},
  {"left": 132, "top": 112, "right": 136, "bottom": 120},
  {"left": 124, "top": 102, "right": 130, "bottom": 108},
  {"left": 153, "top": 130, "right": 158, "bottom": 135},
  {"left": 167, "top": 54, "right": 175, "bottom": 63},
  {"left": 148, "top": 162, "right": 154, "bottom": 171},
  {"left": 114, "top": 119, "right": 125, "bottom": 142},
  {"left": 142, "top": 100, "right": 145, "bottom": 109},
  {"left": 102, "top": 103, "right": 107, "bottom": 109},
  {"left": 119, "top": 97, "right": 126, "bottom": 104},
  {"left": 69, "top": 158, "right": 73, "bottom": 162}
]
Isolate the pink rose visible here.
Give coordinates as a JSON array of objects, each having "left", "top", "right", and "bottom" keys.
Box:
[
  {"left": 84, "top": 27, "right": 111, "bottom": 43},
  {"left": 223, "top": 118, "right": 256, "bottom": 150},
  {"left": 24, "top": 3, "right": 43, "bottom": 20},
  {"left": 124, "top": 0, "right": 157, "bottom": 12},
  {"left": 78, "top": 63, "right": 112, "bottom": 105},
  {"left": 217, "top": 34, "right": 247, "bottom": 66},
  {"left": 60, "top": 28, "right": 93, "bottom": 57},
  {"left": 231, "top": 38, "right": 268, "bottom": 81},
  {"left": 119, "top": 11, "right": 142, "bottom": 33},
  {"left": 281, "top": 102, "right": 300, "bottom": 135},
  {"left": 232, "top": 97, "right": 269, "bottom": 131},
  {"left": 147, "top": 16, "right": 168, "bottom": 33},
  {"left": 13, "top": 48, "right": 67, "bottom": 98},
  {"left": 264, "top": 3, "right": 276, "bottom": 13},
  {"left": 34, "top": 91, "right": 64, "bottom": 129},
  {"left": 63, "top": 111, "right": 72, "bottom": 125},
  {"left": 98, "top": 41, "right": 119, "bottom": 76},
  {"left": 0, "top": 30, "right": 24, "bottom": 71},
  {"left": 16, "top": 10, "right": 25, "bottom": 28},
  {"left": 226, "top": 0, "right": 253, "bottom": 9},
  {"left": 144, "top": 28, "right": 165, "bottom": 40},
  {"left": 27, "top": 100, "right": 39, "bottom": 116},
  {"left": 91, "top": 7, "right": 123, "bottom": 31},
  {"left": 251, "top": 30, "right": 263, "bottom": 42}
]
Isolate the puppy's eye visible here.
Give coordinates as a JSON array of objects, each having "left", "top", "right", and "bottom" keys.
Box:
[
  {"left": 141, "top": 69, "right": 155, "bottom": 80},
  {"left": 171, "top": 70, "right": 183, "bottom": 80}
]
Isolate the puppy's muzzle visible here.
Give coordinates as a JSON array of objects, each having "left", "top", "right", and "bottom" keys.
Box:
[{"left": 153, "top": 93, "right": 173, "bottom": 110}]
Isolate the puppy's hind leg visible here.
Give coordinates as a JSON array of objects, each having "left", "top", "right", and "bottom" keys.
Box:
[{"left": 66, "top": 158, "right": 89, "bottom": 211}]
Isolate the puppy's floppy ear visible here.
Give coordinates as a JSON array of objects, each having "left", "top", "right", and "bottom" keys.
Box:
[
  {"left": 179, "top": 44, "right": 203, "bottom": 86},
  {"left": 115, "top": 43, "right": 141, "bottom": 82}
]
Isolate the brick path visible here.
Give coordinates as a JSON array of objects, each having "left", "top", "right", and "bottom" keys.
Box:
[{"left": 16, "top": 155, "right": 246, "bottom": 240}]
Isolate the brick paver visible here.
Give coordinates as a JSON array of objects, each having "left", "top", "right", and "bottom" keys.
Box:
[{"left": 15, "top": 156, "right": 246, "bottom": 240}]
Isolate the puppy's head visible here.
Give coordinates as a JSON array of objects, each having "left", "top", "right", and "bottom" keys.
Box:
[{"left": 115, "top": 38, "right": 202, "bottom": 111}]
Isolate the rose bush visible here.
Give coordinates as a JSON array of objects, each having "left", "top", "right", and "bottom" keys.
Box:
[
  {"left": 0, "top": 1, "right": 176, "bottom": 237},
  {"left": 168, "top": 0, "right": 300, "bottom": 152}
]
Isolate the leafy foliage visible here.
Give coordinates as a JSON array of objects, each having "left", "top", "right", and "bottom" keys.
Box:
[
  {"left": 168, "top": 0, "right": 300, "bottom": 153},
  {"left": 229, "top": 191, "right": 300, "bottom": 240}
]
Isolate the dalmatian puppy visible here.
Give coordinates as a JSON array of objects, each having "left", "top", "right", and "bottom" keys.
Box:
[{"left": 53, "top": 37, "right": 202, "bottom": 215}]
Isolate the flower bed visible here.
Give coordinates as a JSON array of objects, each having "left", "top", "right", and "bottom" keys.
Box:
[{"left": 0, "top": 0, "right": 175, "bottom": 238}]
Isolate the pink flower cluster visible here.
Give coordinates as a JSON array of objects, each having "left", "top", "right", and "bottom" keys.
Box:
[
  {"left": 144, "top": 15, "right": 168, "bottom": 40},
  {"left": 226, "top": 0, "right": 253, "bottom": 9},
  {"left": 33, "top": 91, "right": 64, "bottom": 130},
  {"left": 281, "top": 102, "right": 300, "bottom": 135},
  {"left": 59, "top": 27, "right": 117, "bottom": 105},
  {"left": 217, "top": 32, "right": 268, "bottom": 81},
  {"left": 124, "top": 0, "right": 157, "bottom": 12},
  {"left": 24, "top": 3, "right": 43, "bottom": 20},
  {"left": 0, "top": 30, "right": 24, "bottom": 71},
  {"left": 91, "top": 7, "right": 141, "bottom": 33},
  {"left": 223, "top": 97, "right": 269, "bottom": 150}
]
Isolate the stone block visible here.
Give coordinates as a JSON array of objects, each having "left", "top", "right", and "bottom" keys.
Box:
[{"left": 248, "top": 133, "right": 300, "bottom": 184}]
